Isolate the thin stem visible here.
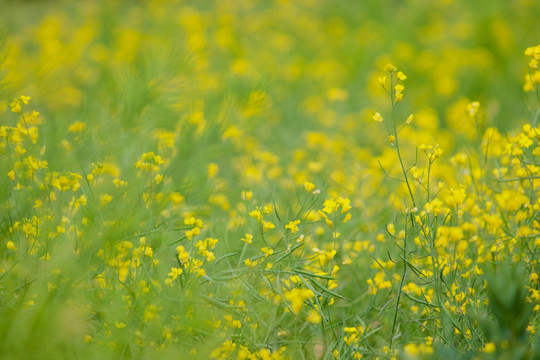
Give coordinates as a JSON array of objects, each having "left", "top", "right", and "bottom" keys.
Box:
[
  {"left": 390, "top": 222, "right": 408, "bottom": 348},
  {"left": 390, "top": 73, "right": 416, "bottom": 208}
]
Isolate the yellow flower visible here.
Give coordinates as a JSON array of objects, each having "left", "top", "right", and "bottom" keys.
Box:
[
  {"left": 483, "top": 342, "right": 495, "bottom": 353},
  {"left": 10, "top": 101, "right": 21, "bottom": 113},
  {"left": 244, "top": 258, "right": 257, "bottom": 268},
  {"left": 167, "top": 267, "right": 183, "bottom": 280},
  {"left": 135, "top": 152, "right": 164, "bottom": 173},
  {"left": 143, "top": 304, "right": 160, "bottom": 322},
  {"left": 384, "top": 63, "right": 397, "bottom": 72},
  {"left": 283, "top": 288, "right": 314, "bottom": 315},
  {"left": 394, "top": 84, "right": 404, "bottom": 102},
  {"left": 303, "top": 181, "right": 315, "bottom": 192},
  {"left": 208, "top": 163, "right": 219, "bottom": 179},
  {"left": 285, "top": 220, "right": 300, "bottom": 234},
  {"left": 241, "top": 233, "right": 253, "bottom": 244},
  {"left": 406, "top": 114, "right": 414, "bottom": 124},
  {"left": 10, "top": 96, "right": 30, "bottom": 114},
  {"left": 336, "top": 197, "right": 351, "bottom": 213},
  {"left": 307, "top": 309, "right": 321, "bottom": 324},
  {"left": 68, "top": 121, "right": 86, "bottom": 133},
  {"left": 327, "top": 87, "right": 348, "bottom": 102},
  {"left": 262, "top": 220, "right": 275, "bottom": 232},
  {"left": 241, "top": 190, "right": 253, "bottom": 200},
  {"left": 372, "top": 112, "right": 383, "bottom": 122},
  {"left": 249, "top": 209, "right": 263, "bottom": 222},
  {"left": 466, "top": 101, "right": 480, "bottom": 117},
  {"left": 100, "top": 193, "right": 113, "bottom": 206},
  {"left": 169, "top": 192, "right": 184, "bottom": 204}
]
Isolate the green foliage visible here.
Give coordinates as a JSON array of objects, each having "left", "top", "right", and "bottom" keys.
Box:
[{"left": 1, "top": 1, "right": 540, "bottom": 359}]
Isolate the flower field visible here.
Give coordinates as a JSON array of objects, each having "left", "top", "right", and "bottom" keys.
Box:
[{"left": 2, "top": 0, "right": 540, "bottom": 359}]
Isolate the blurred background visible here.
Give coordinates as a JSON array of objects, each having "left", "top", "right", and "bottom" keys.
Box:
[
  {"left": 1, "top": 0, "right": 539, "bottom": 129},
  {"left": 2, "top": 0, "right": 539, "bottom": 234}
]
